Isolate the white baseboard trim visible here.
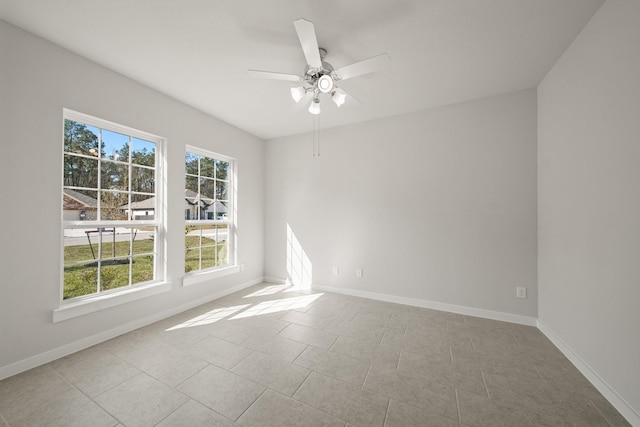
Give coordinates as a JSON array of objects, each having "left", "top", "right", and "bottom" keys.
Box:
[
  {"left": 0, "top": 277, "right": 264, "bottom": 381},
  {"left": 537, "top": 320, "right": 639, "bottom": 426},
  {"left": 308, "top": 283, "right": 537, "bottom": 326},
  {"left": 263, "top": 276, "right": 288, "bottom": 285}
]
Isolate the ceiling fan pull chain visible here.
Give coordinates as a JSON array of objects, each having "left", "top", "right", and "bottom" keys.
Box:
[
  {"left": 317, "top": 114, "right": 321, "bottom": 157},
  {"left": 312, "top": 114, "right": 320, "bottom": 157}
]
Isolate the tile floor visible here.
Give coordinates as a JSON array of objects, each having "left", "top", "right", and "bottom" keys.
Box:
[{"left": 0, "top": 283, "right": 631, "bottom": 426}]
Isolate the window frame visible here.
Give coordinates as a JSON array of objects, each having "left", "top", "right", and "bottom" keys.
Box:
[
  {"left": 184, "top": 145, "right": 236, "bottom": 279},
  {"left": 60, "top": 109, "right": 166, "bottom": 309}
]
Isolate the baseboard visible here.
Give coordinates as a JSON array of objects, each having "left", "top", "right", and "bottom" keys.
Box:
[
  {"left": 0, "top": 276, "right": 264, "bottom": 381},
  {"left": 537, "top": 320, "right": 640, "bottom": 426},
  {"left": 263, "top": 276, "right": 288, "bottom": 285},
  {"left": 308, "top": 283, "right": 537, "bottom": 326}
]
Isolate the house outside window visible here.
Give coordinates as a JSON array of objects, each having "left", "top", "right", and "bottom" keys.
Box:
[
  {"left": 184, "top": 147, "right": 234, "bottom": 274},
  {"left": 61, "top": 109, "right": 164, "bottom": 301}
]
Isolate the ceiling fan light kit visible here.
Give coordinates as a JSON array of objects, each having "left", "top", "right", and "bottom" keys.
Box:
[
  {"left": 332, "top": 88, "right": 347, "bottom": 107},
  {"left": 290, "top": 86, "right": 306, "bottom": 103},
  {"left": 308, "top": 97, "right": 321, "bottom": 115},
  {"left": 249, "top": 18, "right": 390, "bottom": 115}
]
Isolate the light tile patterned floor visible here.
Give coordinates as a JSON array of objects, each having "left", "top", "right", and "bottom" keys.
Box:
[{"left": 0, "top": 283, "right": 631, "bottom": 426}]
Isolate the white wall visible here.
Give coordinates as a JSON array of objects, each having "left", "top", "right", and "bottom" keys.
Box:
[
  {"left": 0, "top": 20, "right": 264, "bottom": 372},
  {"left": 265, "top": 89, "right": 538, "bottom": 319},
  {"left": 538, "top": 0, "right": 640, "bottom": 421}
]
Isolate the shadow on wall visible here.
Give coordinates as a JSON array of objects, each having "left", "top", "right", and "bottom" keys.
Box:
[{"left": 287, "top": 223, "right": 312, "bottom": 288}]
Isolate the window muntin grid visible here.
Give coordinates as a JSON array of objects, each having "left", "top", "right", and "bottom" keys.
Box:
[
  {"left": 62, "top": 111, "right": 163, "bottom": 301},
  {"left": 184, "top": 148, "right": 233, "bottom": 274}
]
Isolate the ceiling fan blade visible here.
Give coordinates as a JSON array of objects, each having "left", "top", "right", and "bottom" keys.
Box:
[
  {"left": 293, "top": 18, "right": 322, "bottom": 68},
  {"left": 336, "top": 53, "right": 390, "bottom": 80},
  {"left": 248, "top": 70, "right": 301, "bottom": 82},
  {"left": 341, "top": 88, "right": 361, "bottom": 105}
]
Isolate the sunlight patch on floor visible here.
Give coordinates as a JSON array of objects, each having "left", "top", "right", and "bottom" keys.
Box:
[
  {"left": 230, "top": 294, "right": 323, "bottom": 319},
  {"left": 165, "top": 304, "right": 249, "bottom": 331}
]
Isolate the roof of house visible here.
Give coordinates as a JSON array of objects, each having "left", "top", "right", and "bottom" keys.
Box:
[
  {"left": 117, "top": 190, "right": 227, "bottom": 212},
  {"left": 123, "top": 197, "right": 156, "bottom": 210},
  {"left": 185, "top": 189, "right": 227, "bottom": 213},
  {"left": 63, "top": 189, "right": 97, "bottom": 208}
]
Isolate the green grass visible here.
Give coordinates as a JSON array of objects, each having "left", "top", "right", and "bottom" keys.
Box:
[
  {"left": 184, "top": 236, "right": 228, "bottom": 273},
  {"left": 64, "top": 239, "right": 155, "bottom": 300},
  {"left": 64, "top": 235, "right": 228, "bottom": 299}
]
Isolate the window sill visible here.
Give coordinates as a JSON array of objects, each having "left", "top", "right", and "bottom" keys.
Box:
[
  {"left": 183, "top": 265, "right": 242, "bottom": 287},
  {"left": 53, "top": 281, "right": 172, "bottom": 323}
]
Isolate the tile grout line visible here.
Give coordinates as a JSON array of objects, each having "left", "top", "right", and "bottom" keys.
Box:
[
  {"left": 290, "top": 345, "right": 310, "bottom": 365},
  {"left": 153, "top": 398, "right": 191, "bottom": 426},
  {"left": 227, "top": 349, "right": 255, "bottom": 372},
  {"left": 361, "top": 362, "right": 374, "bottom": 391},
  {"left": 532, "top": 365, "right": 548, "bottom": 387},
  {"left": 455, "top": 388, "right": 462, "bottom": 424},
  {"left": 173, "top": 361, "right": 211, "bottom": 389},
  {"left": 290, "top": 368, "right": 314, "bottom": 398},
  {"left": 480, "top": 370, "right": 491, "bottom": 398},
  {"left": 49, "top": 363, "right": 125, "bottom": 425},
  {"left": 382, "top": 398, "right": 391, "bottom": 427},
  {"left": 233, "top": 387, "right": 268, "bottom": 423}
]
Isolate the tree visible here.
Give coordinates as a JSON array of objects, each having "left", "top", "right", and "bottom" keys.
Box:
[{"left": 63, "top": 120, "right": 101, "bottom": 190}]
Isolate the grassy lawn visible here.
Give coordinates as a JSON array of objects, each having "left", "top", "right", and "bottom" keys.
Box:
[
  {"left": 64, "top": 238, "right": 155, "bottom": 299},
  {"left": 185, "top": 235, "right": 228, "bottom": 273},
  {"left": 64, "top": 235, "right": 228, "bottom": 299}
]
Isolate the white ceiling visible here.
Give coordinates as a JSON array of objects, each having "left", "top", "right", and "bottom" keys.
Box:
[{"left": 0, "top": 0, "right": 603, "bottom": 140}]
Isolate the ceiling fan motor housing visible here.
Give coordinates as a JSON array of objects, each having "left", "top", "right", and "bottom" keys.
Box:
[{"left": 304, "top": 51, "right": 338, "bottom": 94}]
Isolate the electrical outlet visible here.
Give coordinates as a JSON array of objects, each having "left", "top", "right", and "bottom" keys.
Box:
[
  {"left": 240, "top": 264, "right": 245, "bottom": 272},
  {"left": 516, "top": 286, "right": 527, "bottom": 298},
  {"left": 332, "top": 266, "right": 340, "bottom": 275},
  {"left": 356, "top": 268, "right": 363, "bottom": 278}
]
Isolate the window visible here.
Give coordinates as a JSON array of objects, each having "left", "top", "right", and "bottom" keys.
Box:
[
  {"left": 184, "top": 147, "right": 234, "bottom": 274},
  {"left": 62, "top": 110, "right": 164, "bottom": 301}
]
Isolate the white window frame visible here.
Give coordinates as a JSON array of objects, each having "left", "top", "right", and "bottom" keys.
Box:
[
  {"left": 183, "top": 146, "right": 238, "bottom": 286},
  {"left": 56, "top": 109, "right": 168, "bottom": 322}
]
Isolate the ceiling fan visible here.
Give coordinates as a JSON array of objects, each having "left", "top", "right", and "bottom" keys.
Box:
[{"left": 248, "top": 18, "right": 390, "bottom": 114}]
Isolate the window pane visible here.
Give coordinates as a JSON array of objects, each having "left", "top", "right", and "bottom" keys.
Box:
[
  {"left": 64, "top": 155, "right": 99, "bottom": 189},
  {"left": 100, "top": 262, "right": 130, "bottom": 292},
  {"left": 132, "top": 255, "right": 154, "bottom": 284},
  {"left": 216, "top": 242, "right": 229, "bottom": 266},
  {"left": 101, "top": 161, "right": 128, "bottom": 190},
  {"left": 63, "top": 261, "right": 98, "bottom": 300},
  {"left": 185, "top": 204, "right": 198, "bottom": 220},
  {"left": 185, "top": 152, "right": 199, "bottom": 175},
  {"left": 63, "top": 189, "right": 98, "bottom": 221},
  {"left": 133, "top": 227, "right": 155, "bottom": 256},
  {"left": 185, "top": 248, "right": 200, "bottom": 273},
  {"left": 201, "top": 245, "right": 216, "bottom": 269},
  {"left": 130, "top": 194, "right": 155, "bottom": 220},
  {"left": 102, "top": 129, "right": 130, "bottom": 162},
  {"left": 216, "top": 180, "right": 228, "bottom": 201},
  {"left": 132, "top": 138, "right": 155, "bottom": 167},
  {"left": 200, "top": 177, "right": 215, "bottom": 200},
  {"left": 200, "top": 156, "right": 216, "bottom": 178},
  {"left": 64, "top": 120, "right": 99, "bottom": 157},
  {"left": 131, "top": 166, "right": 154, "bottom": 194},
  {"left": 185, "top": 175, "right": 198, "bottom": 194},
  {"left": 64, "top": 228, "right": 99, "bottom": 263},
  {"left": 100, "top": 191, "right": 128, "bottom": 220},
  {"left": 216, "top": 160, "right": 229, "bottom": 181},
  {"left": 98, "top": 228, "right": 131, "bottom": 258},
  {"left": 215, "top": 202, "right": 228, "bottom": 220}
]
